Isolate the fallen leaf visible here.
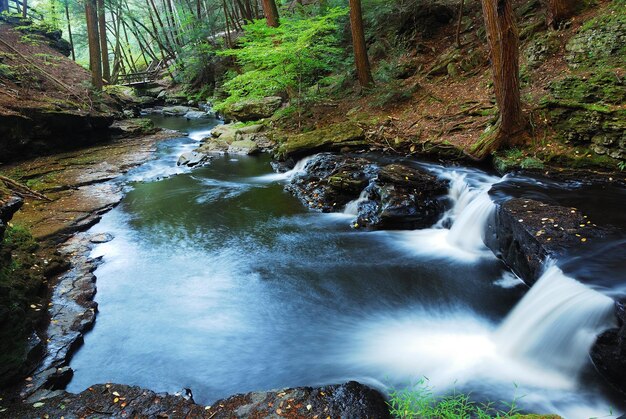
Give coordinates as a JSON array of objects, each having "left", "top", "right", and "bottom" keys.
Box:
[{"left": 33, "top": 402, "right": 45, "bottom": 408}]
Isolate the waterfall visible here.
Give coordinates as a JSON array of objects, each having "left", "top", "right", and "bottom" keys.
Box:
[
  {"left": 252, "top": 155, "right": 317, "bottom": 183},
  {"left": 343, "top": 190, "right": 370, "bottom": 215},
  {"left": 495, "top": 263, "right": 617, "bottom": 376}
]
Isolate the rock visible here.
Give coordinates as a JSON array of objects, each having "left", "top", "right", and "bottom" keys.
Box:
[
  {"left": 177, "top": 151, "right": 212, "bottom": 167},
  {"left": 0, "top": 196, "right": 24, "bottom": 241},
  {"left": 4, "top": 381, "right": 389, "bottom": 418},
  {"left": 524, "top": 32, "right": 560, "bottom": 69},
  {"left": 223, "top": 96, "right": 282, "bottom": 122},
  {"left": 207, "top": 381, "right": 390, "bottom": 419},
  {"left": 228, "top": 139, "right": 260, "bottom": 155},
  {"left": 89, "top": 233, "right": 114, "bottom": 244},
  {"left": 162, "top": 106, "right": 193, "bottom": 116},
  {"left": 109, "top": 118, "right": 157, "bottom": 137},
  {"left": 284, "top": 154, "right": 448, "bottom": 229},
  {"left": 484, "top": 198, "right": 612, "bottom": 285},
  {"left": 356, "top": 163, "right": 449, "bottom": 229},
  {"left": 236, "top": 124, "right": 264, "bottom": 135},
  {"left": 591, "top": 300, "right": 626, "bottom": 394},
  {"left": 276, "top": 122, "right": 367, "bottom": 160},
  {"left": 184, "top": 110, "right": 209, "bottom": 119},
  {"left": 286, "top": 153, "right": 375, "bottom": 212}
]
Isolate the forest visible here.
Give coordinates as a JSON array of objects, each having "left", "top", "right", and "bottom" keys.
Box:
[{"left": 0, "top": 0, "right": 625, "bottom": 417}]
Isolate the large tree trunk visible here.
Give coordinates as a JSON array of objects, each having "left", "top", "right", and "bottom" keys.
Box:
[
  {"left": 261, "top": 0, "right": 279, "bottom": 27},
  {"left": 0, "top": 0, "right": 9, "bottom": 13},
  {"left": 546, "top": 0, "right": 579, "bottom": 28},
  {"left": 85, "top": 0, "right": 103, "bottom": 90},
  {"left": 97, "top": 0, "right": 110, "bottom": 83},
  {"left": 349, "top": 0, "right": 373, "bottom": 88},
  {"left": 471, "top": 0, "right": 525, "bottom": 159}
]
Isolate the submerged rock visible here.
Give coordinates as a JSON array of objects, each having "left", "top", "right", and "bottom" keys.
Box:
[
  {"left": 7, "top": 381, "right": 389, "bottom": 418},
  {"left": 177, "top": 151, "right": 212, "bottom": 167},
  {"left": 184, "top": 110, "right": 210, "bottom": 119}
]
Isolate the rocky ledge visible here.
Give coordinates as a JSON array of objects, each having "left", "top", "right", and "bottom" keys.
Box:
[
  {"left": 284, "top": 153, "right": 449, "bottom": 229},
  {"left": 591, "top": 300, "right": 626, "bottom": 395},
  {"left": 7, "top": 381, "right": 390, "bottom": 418},
  {"left": 0, "top": 195, "right": 23, "bottom": 242}
]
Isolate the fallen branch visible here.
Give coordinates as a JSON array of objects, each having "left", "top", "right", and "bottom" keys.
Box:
[{"left": 0, "top": 175, "right": 52, "bottom": 201}]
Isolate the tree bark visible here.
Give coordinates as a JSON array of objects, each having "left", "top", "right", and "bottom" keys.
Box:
[
  {"left": 349, "top": 0, "right": 373, "bottom": 88},
  {"left": 546, "top": 0, "right": 579, "bottom": 28},
  {"left": 261, "top": 0, "right": 279, "bottom": 27},
  {"left": 470, "top": 0, "right": 525, "bottom": 159},
  {"left": 64, "top": 0, "right": 75, "bottom": 61},
  {"left": 0, "top": 0, "right": 9, "bottom": 14},
  {"left": 85, "top": 0, "right": 103, "bottom": 90},
  {"left": 21, "top": 0, "right": 27, "bottom": 18},
  {"left": 455, "top": 0, "right": 465, "bottom": 48},
  {"left": 97, "top": 0, "right": 110, "bottom": 83}
]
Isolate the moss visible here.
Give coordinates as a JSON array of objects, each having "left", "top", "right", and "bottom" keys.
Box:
[
  {"left": 549, "top": 71, "right": 626, "bottom": 105},
  {"left": 276, "top": 121, "right": 367, "bottom": 159},
  {"left": 0, "top": 224, "right": 45, "bottom": 387}
]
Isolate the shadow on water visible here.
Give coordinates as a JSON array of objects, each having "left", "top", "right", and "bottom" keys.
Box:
[{"left": 66, "top": 117, "right": 626, "bottom": 418}]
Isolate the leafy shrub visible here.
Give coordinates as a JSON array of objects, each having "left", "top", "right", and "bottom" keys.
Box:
[{"left": 215, "top": 7, "right": 349, "bottom": 112}]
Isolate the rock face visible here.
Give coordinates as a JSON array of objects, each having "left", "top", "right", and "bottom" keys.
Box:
[
  {"left": 222, "top": 96, "right": 283, "bottom": 122},
  {"left": 591, "top": 300, "right": 626, "bottom": 394},
  {"left": 484, "top": 198, "right": 610, "bottom": 284},
  {"left": 285, "top": 153, "right": 449, "bottom": 229},
  {"left": 276, "top": 122, "right": 368, "bottom": 160},
  {"left": 8, "top": 381, "right": 390, "bottom": 418},
  {"left": 0, "top": 195, "right": 23, "bottom": 242},
  {"left": 195, "top": 123, "right": 272, "bottom": 156}
]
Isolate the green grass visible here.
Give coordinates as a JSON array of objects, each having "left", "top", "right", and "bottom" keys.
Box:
[{"left": 387, "top": 379, "right": 523, "bottom": 419}]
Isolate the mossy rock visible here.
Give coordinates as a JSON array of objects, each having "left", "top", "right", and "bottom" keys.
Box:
[
  {"left": 524, "top": 31, "right": 560, "bottom": 68},
  {"left": 222, "top": 97, "right": 283, "bottom": 122},
  {"left": 228, "top": 139, "right": 259, "bottom": 155},
  {"left": 549, "top": 71, "right": 626, "bottom": 105},
  {"left": 276, "top": 122, "right": 367, "bottom": 159},
  {"left": 565, "top": 1, "right": 626, "bottom": 69}
]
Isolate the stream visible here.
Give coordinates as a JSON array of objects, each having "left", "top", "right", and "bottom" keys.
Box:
[{"left": 66, "top": 116, "right": 626, "bottom": 418}]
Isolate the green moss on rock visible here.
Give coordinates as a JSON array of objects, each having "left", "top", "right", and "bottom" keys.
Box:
[{"left": 276, "top": 122, "right": 367, "bottom": 159}]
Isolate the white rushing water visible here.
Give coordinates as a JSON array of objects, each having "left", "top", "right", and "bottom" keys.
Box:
[{"left": 343, "top": 189, "right": 370, "bottom": 215}]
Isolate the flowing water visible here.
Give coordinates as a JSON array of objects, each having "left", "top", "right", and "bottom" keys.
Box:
[{"left": 67, "top": 116, "right": 626, "bottom": 418}]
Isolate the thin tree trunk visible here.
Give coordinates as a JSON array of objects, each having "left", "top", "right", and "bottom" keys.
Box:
[
  {"left": 261, "top": 0, "right": 279, "bottom": 27},
  {"left": 64, "top": 0, "right": 75, "bottom": 61},
  {"left": 349, "top": 0, "right": 373, "bottom": 87},
  {"left": 196, "top": 0, "right": 201, "bottom": 18},
  {"left": 222, "top": 0, "right": 233, "bottom": 48},
  {"left": 21, "top": 0, "right": 26, "bottom": 18},
  {"left": 471, "top": 0, "right": 525, "bottom": 159},
  {"left": 85, "top": 0, "right": 103, "bottom": 90},
  {"left": 147, "top": 0, "right": 175, "bottom": 52},
  {"left": 455, "top": 0, "right": 465, "bottom": 48},
  {"left": 121, "top": 18, "right": 138, "bottom": 73},
  {"left": 97, "top": 0, "right": 110, "bottom": 83},
  {"left": 546, "top": 0, "right": 578, "bottom": 28}
]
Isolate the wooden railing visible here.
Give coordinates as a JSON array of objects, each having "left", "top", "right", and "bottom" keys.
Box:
[{"left": 117, "top": 60, "right": 164, "bottom": 86}]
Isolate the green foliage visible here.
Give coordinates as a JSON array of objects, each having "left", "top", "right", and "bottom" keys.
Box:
[
  {"left": 0, "top": 63, "right": 15, "bottom": 80},
  {"left": 215, "top": 8, "right": 349, "bottom": 112},
  {"left": 387, "top": 379, "right": 522, "bottom": 419},
  {"left": 618, "top": 161, "right": 626, "bottom": 171}
]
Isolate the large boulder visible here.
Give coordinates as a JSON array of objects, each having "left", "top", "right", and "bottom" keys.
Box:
[
  {"left": 0, "top": 195, "right": 24, "bottom": 242},
  {"left": 276, "top": 122, "right": 367, "bottom": 160},
  {"left": 284, "top": 154, "right": 449, "bottom": 229},
  {"left": 223, "top": 96, "right": 283, "bottom": 122},
  {"left": 286, "top": 153, "right": 375, "bottom": 212},
  {"left": 162, "top": 106, "right": 194, "bottom": 116},
  {"left": 484, "top": 198, "right": 613, "bottom": 285},
  {"left": 177, "top": 151, "right": 212, "bottom": 167}
]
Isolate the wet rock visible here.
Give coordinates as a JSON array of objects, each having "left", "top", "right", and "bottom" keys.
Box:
[
  {"left": 177, "top": 151, "right": 212, "bottom": 167},
  {"left": 286, "top": 153, "right": 375, "bottom": 212},
  {"left": 197, "top": 138, "right": 230, "bottom": 154},
  {"left": 591, "top": 300, "right": 626, "bottom": 395},
  {"left": 276, "top": 122, "right": 367, "bottom": 160},
  {"left": 222, "top": 96, "right": 282, "bottom": 122},
  {"left": 162, "top": 106, "right": 194, "bottom": 116},
  {"left": 184, "top": 110, "right": 209, "bottom": 119},
  {"left": 89, "top": 233, "right": 114, "bottom": 244},
  {"left": 109, "top": 118, "right": 157, "bottom": 137},
  {"left": 484, "top": 198, "right": 611, "bottom": 285},
  {"left": 356, "top": 164, "right": 449, "bottom": 230},
  {"left": 6, "top": 381, "right": 389, "bottom": 418}
]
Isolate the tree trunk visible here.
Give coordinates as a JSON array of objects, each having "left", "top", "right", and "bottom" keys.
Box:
[
  {"left": 470, "top": 0, "right": 525, "bottom": 159},
  {"left": 85, "top": 0, "right": 103, "bottom": 90},
  {"left": 64, "top": 0, "right": 75, "bottom": 61},
  {"left": 261, "top": 0, "right": 279, "bottom": 27},
  {"left": 97, "top": 0, "right": 110, "bottom": 83},
  {"left": 0, "top": 0, "right": 9, "bottom": 13},
  {"left": 21, "top": 0, "right": 27, "bottom": 18},
  {"left": 349, "top": 0, "right": 373, "bottom": 88},
  {"left": 546, "top": 0, "right": 578, "bottom": 28},
  {"left": 455, "top": 0, "right": 465, "bottom": 48}
]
